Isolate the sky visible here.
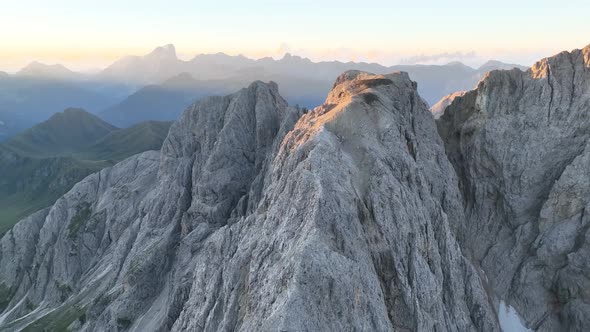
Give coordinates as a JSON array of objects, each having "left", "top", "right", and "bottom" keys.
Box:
[{"left": 1, "top": 0, "right": 589, "bottom": 72}]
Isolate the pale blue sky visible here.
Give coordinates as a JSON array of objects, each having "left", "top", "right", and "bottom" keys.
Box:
[{"left": 1, "top": 0, "right": 588, "bottom": 71}]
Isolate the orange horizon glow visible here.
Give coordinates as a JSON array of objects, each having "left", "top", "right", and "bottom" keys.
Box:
[
  {"left": 1, "top": 0, "right": 589, "bottom": 72},
  {"left": 1, "top": 43, "right": 583, "bottom": 74}
]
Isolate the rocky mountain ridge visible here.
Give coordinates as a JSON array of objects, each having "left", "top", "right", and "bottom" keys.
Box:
[
  {"left": 16, "top": 62, "right": 83, "bottom": 81},
  {"left": 0, "top": 71, "right": 499, "bottom": 330},
  {"left": 437, "top": 44, "right": 590, "bottom": 331},
  {"left": 1, "top": 44, "right": 589, "bottom": 331}
]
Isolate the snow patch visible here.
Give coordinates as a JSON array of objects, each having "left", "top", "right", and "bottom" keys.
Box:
[{"left": 498, "top": 300, "right": 532, "bottom": 332}]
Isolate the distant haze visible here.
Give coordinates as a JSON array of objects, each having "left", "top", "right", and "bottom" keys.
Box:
[{"left": 2, "top": 0, "right": 589, "bottom": 71}]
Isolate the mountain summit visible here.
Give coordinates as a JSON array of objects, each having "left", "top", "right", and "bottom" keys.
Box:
[
  {"left": 145, "top": 44, "right": 177, "bottom": 60},
  {"left": 16, "top": 61, "right": 81, "bottom": 80},
  {"left": 4, "top": 108, "right": 117, "bottom": 156},
  {"left": 100, "top": 44, "right": 183, "bottom": 84},
  {"left": 0, "top": 73, "right": 499, "bottom": 330}
]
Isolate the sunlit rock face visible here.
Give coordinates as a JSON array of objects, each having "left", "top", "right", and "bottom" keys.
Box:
[
  {"left": 430, "top": 91, "right": 467, "bottom": 119},
  {"left": 437, "top": 44, "right": 590, "bottom": 331},
  {"left": 0, "top": 73, "right": 499, "bottom": 331}
]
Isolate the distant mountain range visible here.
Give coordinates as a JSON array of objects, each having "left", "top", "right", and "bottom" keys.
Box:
[
  {"left": 94, "top": 44, "right": 527, "bottom": 106},
  {"left": 16, "top": 61, "right": 84, "bottom": 80},
  {"left": 0, "top": 44, "right": 528, "bottom": 138},
  {"left": 0, "top": 75, "right": 122, "bottom": 140},
  {"left": 0, "top": 108, "right": 172, "bottom": 234}
]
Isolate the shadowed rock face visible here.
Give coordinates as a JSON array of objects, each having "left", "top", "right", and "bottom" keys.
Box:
[
  {"left": 437, "top": 45, "right": 590, "bottom": 331},
  {"left": 430, "top": 91, "right": 468, "bottom": 119},
  {"left": 0, "top": 72, "right": 499, "bottom": 331}
]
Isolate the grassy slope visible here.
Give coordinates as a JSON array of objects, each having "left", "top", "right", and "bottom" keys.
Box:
[
  {"left": 0, "top": 118, "right": 172, "bottom": 235},
  {"left": 77, "top": 121, "right": 172, "bottom": 161},
  {"left": 0, "top": 147, "right": 112, "bottom": 234},
  {"left": 3, "top": 108, "right": 118, "bottom": 157}
]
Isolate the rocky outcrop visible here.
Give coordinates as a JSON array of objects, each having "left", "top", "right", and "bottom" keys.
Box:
[
  {"left": 437, "top": 44, "right": 590, "bottom": 331},
  {"left": 0, "top": 74, "right": 500, "bottom": 330},
  {"left": 430, "top": 91, "right": 467, "bottom": 119}
]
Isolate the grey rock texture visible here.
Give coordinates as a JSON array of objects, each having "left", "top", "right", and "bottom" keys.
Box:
[
  {"left": 0, "top": 208, "right": 49, "bottom": 314},
  {"left": 437, "top": 44, "right": 590, "bottom": 331},
  {"left": 430, "top": 91, "right": 467, "bottom": 119},
  {"left": 0, "top": 151, "right": 160, "bottom": 330},
  {"left": 0, "top": 75, "right": 499, "bottom": 331}
]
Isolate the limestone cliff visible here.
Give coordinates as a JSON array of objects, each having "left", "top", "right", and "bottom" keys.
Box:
[
  {"left": 0, "top": 75, "right": 497, "bottom": 331},
  {"left": 438, "top": 44, "right": 590, "bottom": 331}
]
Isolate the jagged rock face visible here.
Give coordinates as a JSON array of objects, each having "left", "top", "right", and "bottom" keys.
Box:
[
  {"left": 0, "top": 152, "right": 161, "bottom": 330},
  {"left": 0, "top": 74, "right": 499, "bottom": 331},
  {"left": 169, "top": 71, "right": 498, "bottom": 331},
  {"left": 0, "top": 81, "right": 296, "bottom": 331},
  {"left": 438, "top": 45, "right": 590, "bottom": 331},
  {"left": 430, "top": 91, "right": 467, "bottom": 119}
]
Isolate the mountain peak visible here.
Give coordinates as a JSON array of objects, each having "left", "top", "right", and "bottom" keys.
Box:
[
  {"left": 20, "top": 61, "right": 69, "bottom": 71},
  {"left": 16, "top": 61, "right": 78, "bottom": 79},
  {"left": 330, "top": 70, "right": 413, "bottom": 94},
  {"left": 437, "top": 43, "right": 590, "bottom": 330},
  {"left": 478, "top": 60, "right": 527, "bottom": 72},
  {"left": 312, "top": 70, "right": 419, "bottom": 125},
  {"left": 61, "top": 107, "right": 90, "bottom": 116},
  {"left": 530, "top": 45, "right": 590, "bottom": 79},
  {"left": 45, "top": 108, "right": 116, "bottom": 131},
  {"left": 147, "top": 44, "right": 177, "bottom": 60},
  {"left": 445, "top": 61, "right": 472, "bottom": 69},
  {"left": 100, "top": 44, "right": 181, "bottom": 83},
  {"left": 430, "top": 90, "right": 468, "bottom": 118},
  {"left": 4, "top": 108, "right": 117, "bottom": 156},
  {"left": 279, "top": 52, "right": 308, "bottom": 63},
  {"left": 479, "top": 60, "right": 503, "bottom": 67},
  {"left": 189, "top": 52, "right": 253, "bottom": 66}
]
